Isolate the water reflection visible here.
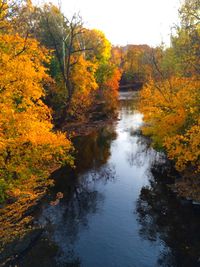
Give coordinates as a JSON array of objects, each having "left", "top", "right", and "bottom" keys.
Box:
[
  {"left": 126, "top": 135, "right": 164, "bottom": 168},
  {"left": 38, "top": 187, "right": 103, "bottom": 266},
  {"left": 136, "top": 163, "right": 200, "bottom": 267},
  {"left": 18, "top": 123, "right": 118, "bottom": 267},
  {"left": 74, "top": 126, "right": 117, "bottom": 174}
]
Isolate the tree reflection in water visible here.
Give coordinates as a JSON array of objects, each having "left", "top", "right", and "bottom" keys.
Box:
[
  {"left": 126, "top": 134, "right": 165, "bottom": 168},
  {"left": 74, "top": 125, "right": 117, "bottom": 173},
  {"left": 19, "top": 125, "right": 117, "bottom": 267},
  {"left": 136, "top": 163, "right": 200, "bottom": 267}
]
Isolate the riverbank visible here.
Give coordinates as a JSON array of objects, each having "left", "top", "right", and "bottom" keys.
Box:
[
  {"left": 139, "top": 131, "right": 200, "bottom": 203},
  {"left": 62, "top": 117, "right": 117, "bottom": 137},
  {"left": 171, "top": 170, "right": 200, "bottom": 204}
]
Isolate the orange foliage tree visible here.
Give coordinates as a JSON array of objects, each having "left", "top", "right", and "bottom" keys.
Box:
[
  {"left": 140, "top": 77, "right": 200, "bottom": 172},
  {"left": 100, "top": 68, "right": 121, "bottom": 114}
]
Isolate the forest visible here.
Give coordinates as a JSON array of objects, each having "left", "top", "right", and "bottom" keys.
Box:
[{"left": 0, "top": 0, "right": 200, "bottom": 262}]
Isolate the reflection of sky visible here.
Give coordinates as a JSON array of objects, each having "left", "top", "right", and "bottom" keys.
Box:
[{"left": 131, "top": 112, "right": 143, "bottom": 130}]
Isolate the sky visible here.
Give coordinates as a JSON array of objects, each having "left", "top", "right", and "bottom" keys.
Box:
[{"left": 37, "top": 0, "right": 182, "bottom": 47}]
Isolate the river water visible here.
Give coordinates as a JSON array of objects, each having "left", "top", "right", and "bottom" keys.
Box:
[{"left": 18, "top": 92, "right": 200, "bottom": 267}]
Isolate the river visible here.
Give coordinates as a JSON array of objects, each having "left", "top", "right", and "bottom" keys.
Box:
[{"left": 17, "top": 91, "right": 200, "bottom": 267}]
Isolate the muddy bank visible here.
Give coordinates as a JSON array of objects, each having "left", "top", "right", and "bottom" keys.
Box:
[
  {"left": 171, "top": 170, "right": 200, "bottom": 204},
  {"left": 62, "top": 117, "right": 118, "bottom": 137}
]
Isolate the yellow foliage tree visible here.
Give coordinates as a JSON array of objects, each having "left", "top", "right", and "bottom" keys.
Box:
[
  {"left": 0, "top": 33, "right": 73, "bottom": 201},
  {"left": 139, "top": 76, "right": 200, "bottom": 171},
  {"left": 67, "top": 55, "right": 98, "bottom": 120}
]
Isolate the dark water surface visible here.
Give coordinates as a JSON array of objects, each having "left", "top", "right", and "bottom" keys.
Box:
[{"left": 18, "top": 92, "right": 200, "bottom": 267}]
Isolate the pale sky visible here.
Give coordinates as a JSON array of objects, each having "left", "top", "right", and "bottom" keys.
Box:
[{"left": 37, "top": 0, "right": 182, "bottom": 47}]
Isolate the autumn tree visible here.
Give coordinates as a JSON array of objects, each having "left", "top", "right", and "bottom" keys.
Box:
[
  {"left": 83, "top": 29, "right": 111, "bottom": 63},
  {"left": 0, "top": 32, "right": 73, "bottom": 202},
  {"left": 67, "top": 55, "right": 98, "bottom": 120},
  {"left": 111, "top": 46, "right": 124, "bottom": 68},
  {"left": 171, "top": 0, "right": 200, "bottom": 76},
  {"left": 118, "top": 45, "right": 152, "bottom": 88},
  {"left": 35, "top": 6, "right": 92, "bottom": 106},
  {"left": 83, "top": 30, "right": 121, "bottom": 117},
  {"left": 139, "top": 0, "right": 200, "bottom": 198}
]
